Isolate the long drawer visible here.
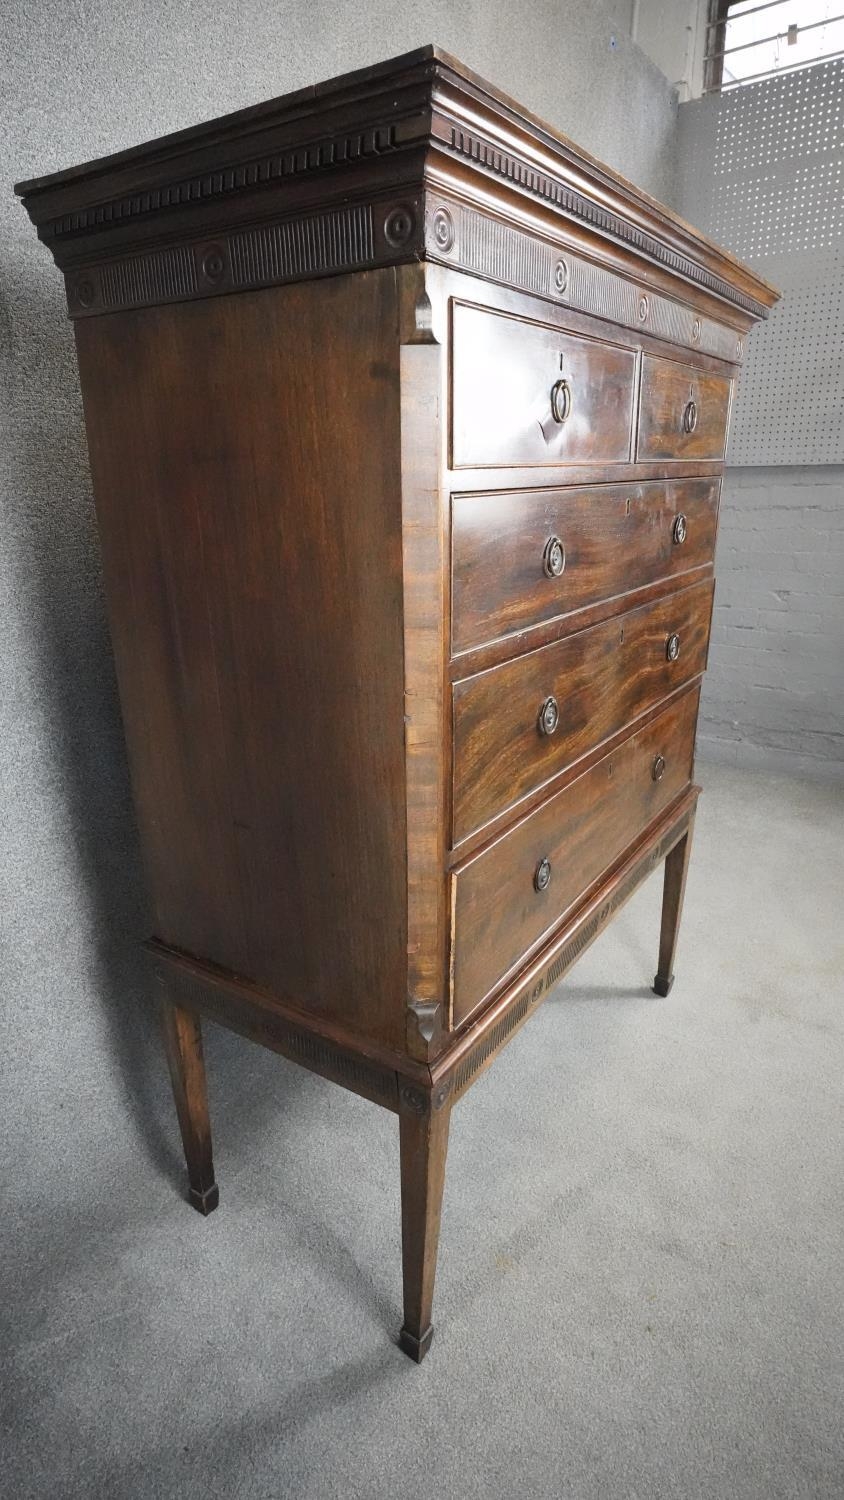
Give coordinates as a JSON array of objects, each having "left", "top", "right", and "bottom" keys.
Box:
[
  {"left": 451, "top": 302, "right": 637, "bottom": 468},
  {"left": 451, "top": 477, "right": 720, "bottom": 654},
  {"left": 451, "top": 687, "right": 699, "bottom": 1026},
  {"left": 637, "top": 354, "right": 732, "bottom": 461},
  {"left": 452, "top": 578, "right": 712, "bottom": 845}
]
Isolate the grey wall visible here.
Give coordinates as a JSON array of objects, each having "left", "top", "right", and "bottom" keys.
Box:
[
  {"left": 700, "top": 467, "right": 844, "bottom": 779},
  {"left": 630, "top": 0, "right": 709, "bottom": 101},
  {"left": 672, "top": 71, "right": 844, "bottom": 780},
  {"left": 0, "top": 5, "right": 677, "bottom": 1206}
]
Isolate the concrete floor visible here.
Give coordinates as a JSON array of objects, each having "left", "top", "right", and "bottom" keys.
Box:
[{"left": 3, "top": 761, "right": 843, "bottom": 1499}]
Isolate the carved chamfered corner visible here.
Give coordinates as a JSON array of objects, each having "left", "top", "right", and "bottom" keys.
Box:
[
  {"left": 397, "top": 261, "right": 441, "bottom": 345},
  {"left": 407, "top": 998, "right": 444, "bottom": 1062},
  {"left": 410, "top": 290, "right": 436, "bottom": 343}
]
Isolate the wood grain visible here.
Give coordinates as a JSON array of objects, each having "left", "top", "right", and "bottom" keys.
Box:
[
  {"left": 653, "top": 817, "right": 696, "bottom": 997},
  {"left": 451, "top": 477, "right": 720, "bottom": 654},
  {"left": 398, "top": 267, "right": 451, "bottom": 1062},
  {"left": 76, "top": 270, "right": 409, "bottom": 1050},
  {"left": 451, "top": 302, "right": 637, "bottom": 467},
  {"left": 452, "top": 579, "right": 713, "bottom": 845},
  {"left": 637, "top": 355, "right": 732, "bottom": 461},
  {"left": 436, "top": 790, "right": 699, "bottom": 1093},
  {"left": 451, "top": 687, "right": 700, "bottom": 1025},
  {"left": 398, "top": 1084, "right": 453, "bottom": 1362},
  {"left": 160, "top": 999, "right": 219, "bottom": 1214}
]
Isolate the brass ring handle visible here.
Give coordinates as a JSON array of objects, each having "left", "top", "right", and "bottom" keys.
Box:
[
  {"left": 683, "top": 399, "right": 698, "bottom": 434},
  {"left": 652, "top": 755, "right": 666, "bottom": 782},
  {"left": 538, "top": 696, "right": 559, "bottom": 736},
  {"left": 550, "top": 377, "right": 572, "bottom": 424},
  {"left": 672, "top": 513, "right": 687, "bottom": 545},
  {"left": 543, "top": 535, "right": 566, "bottom": 578},
  {"left": 534, "top": 857, "right": 552, "bottom": 893},
  {"left": 666, "top": 632, "right": 681, "bottom": 662}
]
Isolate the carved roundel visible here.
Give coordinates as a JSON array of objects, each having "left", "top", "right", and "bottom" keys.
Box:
[
  {"left": 432, "top": 207, "right": 455, "bottom": 253},
  {"left": 735, "top": 337, "right": 744, "bottom": 359},
  {"left": 638, "top": 294, "right": 649, "bottom": 323},
  {"left": 553, "top": 258, "right": 569, "bottom": 295},
  {"left": 74, "top": 276, "right": 96, "bottom": 309},
  {"left": 384, "top": 205, "right": 415, "bottom": 248},
  {"left": 201, "top": 244, "right": 226, "bottom": 283},
  {"left": 691, "top": 316, "right": 702, "bottom": 343},
  {"left": 399, "top": 1083, "right": 427, "bottom": 1115}
]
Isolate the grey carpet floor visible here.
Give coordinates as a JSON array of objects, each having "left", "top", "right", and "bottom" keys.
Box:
[{"left": 3, "top": 761, "right": 843, "bottom": 1500}]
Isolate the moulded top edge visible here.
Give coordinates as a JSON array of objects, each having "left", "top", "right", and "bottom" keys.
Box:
[{"left": 13, "top": 44, "right": 779, "bottom": 316}]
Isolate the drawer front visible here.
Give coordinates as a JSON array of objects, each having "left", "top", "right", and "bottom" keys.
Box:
[
  {"left": 451, "top": 688, "right": 699, "bottom": 1026},
  {"left": 637, "top": 355, "right": 732, "bottom": 461},
  {"left": 451, "top": 478, "right": 720, "bottom": 654},
  {"left": 451, "top": 302, "right": 636, "bottom": 468},
  {"left": 453, "top": 578, "right": 712, "bottom": 845}
]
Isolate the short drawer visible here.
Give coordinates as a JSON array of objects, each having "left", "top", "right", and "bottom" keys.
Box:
[
  {"left": 637, "top": 355, "right": 732, "bottom": 461},
  {"left": 451, "top": 477, "right": 720, "bottom": 654},
  {"left": 451, "top": 302, "right": 636, "bottom": 468},
  {"left": 451, "top": 687, "right": 699, "bottom": 1026},
  {"left": 452, "top": 578, "right": 712, "bottom": 845}
]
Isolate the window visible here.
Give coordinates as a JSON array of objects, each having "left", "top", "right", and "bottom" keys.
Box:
[{"left": 705, "top": 0, "right": 844, "bottom": 92}]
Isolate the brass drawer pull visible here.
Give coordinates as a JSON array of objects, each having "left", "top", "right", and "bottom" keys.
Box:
[
  {"left": 538, "top": 696, "right": 559, "bottom": 736},
  {"left": 666, "top": 632, "right": 681, "bottom": 662},
  {"left": 652, "top": 755, "right": 666, "bottom": 782},
  {"left": 672, "top": 513, "right": 687, "bottom": 545},
  {"left": 543, "top": 535, "right": 566, "bottom": 577},
  {"left": 550, "top": 377, "right": 572, "bottom": 424},
  {"left": 682, "top": 398, "right": 698, "bottom": 434},
  {"left": 534, "top": 857, "right": 552, "bottom": 893}
]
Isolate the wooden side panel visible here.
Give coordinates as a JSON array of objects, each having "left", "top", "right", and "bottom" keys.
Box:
[{"left": 75, "top": 270, "right": 408, "bottom": 1049}]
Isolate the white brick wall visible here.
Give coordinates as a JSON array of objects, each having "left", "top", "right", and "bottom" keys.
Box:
[{"left": 699, "top": 466, "right": 844, "bottom": 780}]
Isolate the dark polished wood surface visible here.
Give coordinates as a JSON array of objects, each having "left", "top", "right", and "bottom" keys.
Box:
[
  {"left": 451, "top": 302, "right": 638, "bottom": 468},
  {"left": 452, "top": 580, "right": 713, "bottom": 845},
  {"left": 451, "top": 687, "right": 700, "bottom": 1025},
  {"left": 451, "top": 477, "right": 720, "bottom": 655},
  {"left": 76, "top": 272, "right": 409, "bottom": 1051},
  {"left": 637, "top": 355, "right": 733, "bottom": 461},
  {"left": 17, "top": 48, "right": 778, "bottom": 1362}
]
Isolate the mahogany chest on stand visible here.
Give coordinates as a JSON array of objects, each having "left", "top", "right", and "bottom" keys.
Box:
[{"left": 16, "top": 46, "right": 777, "bottom": 1361}]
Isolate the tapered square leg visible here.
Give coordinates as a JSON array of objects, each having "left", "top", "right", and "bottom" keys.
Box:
[
  {"left": 160, "top": 1000, "right": 219, "bottom": 1214},
  {"left": 398, "top": 1083, "right": 452, "bottom": 1363},
  {"left": 653, "top": 819, "right": 695, "bottom": 997}
]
